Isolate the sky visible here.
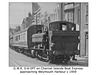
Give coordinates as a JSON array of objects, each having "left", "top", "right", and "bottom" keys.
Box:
[
  {"left": 9, "top": 2, "right": 57, "bottom": 28},
  {"left": 9, "top": 2, "right": 32, "bottom": 28},
  {"left": 38, "top": 2, "right": 57, "bottom": 14}
]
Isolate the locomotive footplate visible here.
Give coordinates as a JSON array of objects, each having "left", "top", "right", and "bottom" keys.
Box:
[
  {"left": 50, "top": 55, "right": 70, "bottom": 63},
  {"left": 55, "top": 55, "right": 69, "bottom": 59},
  {"left": 52, "top": 50, "right": 74, "bottom": 55},
  {"left": 48, "top": 50, "right": 74, "bottom": 63}
]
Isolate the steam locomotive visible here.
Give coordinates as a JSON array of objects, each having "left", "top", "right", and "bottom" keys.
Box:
[{"left": 10, "top": 21, "right": 80, "bottom": 63}]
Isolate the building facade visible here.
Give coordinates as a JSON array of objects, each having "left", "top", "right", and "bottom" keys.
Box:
[
  {"left": 49, "top": 3, "right": 65, "bottom": 22},
  {"left": 21, "top": 13, "right": 34, "bottom": 30},
  {"left": 63, "top": 2, "right": 88, "bottom": 57},
  {"left": 20, "top": 2, "right": 41, "bottom": 30},
  {"left": 32, "top": 2, "right": 41, "bottom": 25}
]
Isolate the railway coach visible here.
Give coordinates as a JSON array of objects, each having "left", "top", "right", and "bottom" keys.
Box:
[
  {"left": 10, "top": 21, "right": 80, "bottom": 63},
  {"left": 12, "top": 25, "right": 44, "bottom": 53}
]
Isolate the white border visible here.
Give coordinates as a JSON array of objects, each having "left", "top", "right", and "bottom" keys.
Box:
[{"left": 0, "top": 0, "right": 100, "bottom": 75}]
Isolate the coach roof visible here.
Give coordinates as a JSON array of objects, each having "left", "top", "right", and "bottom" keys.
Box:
[{"left": 14, "top": 25, "right": 44, "bottom": 35}]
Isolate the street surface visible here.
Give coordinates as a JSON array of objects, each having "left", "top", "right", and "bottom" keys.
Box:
[{"left": 9, "top": 48, "right": 88, "bottom": 67}]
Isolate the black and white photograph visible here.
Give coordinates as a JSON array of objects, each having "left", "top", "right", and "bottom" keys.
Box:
[{"left": 9, "top": 2, "right": 88, "bottom": 67}]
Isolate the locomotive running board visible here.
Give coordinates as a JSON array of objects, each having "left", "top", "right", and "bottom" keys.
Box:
[
  {"left": 31, "top": 48, "right": 44, "bottom": 51},
  {"left": 53, "top": 31, "right": 80, "bottom": 36}
]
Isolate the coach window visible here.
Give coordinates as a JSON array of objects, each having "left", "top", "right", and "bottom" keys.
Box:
[
  {"left": 22, "top": 34, "right": 24, "bottom": 40},
  {"left": 19, "top": 35, "right": 20, "bottom": 40},
  {"left": 23, "top": 33, "right": 25, "bottom": 40},
  {"left": 21, "top": 34, "right": 22, "bottom": 40},
  {"left": 15, "top": 36, "right": 17, "bottom": 41},
  {"left": 15, "top": 36, "right": 18, "bottom": 41}
]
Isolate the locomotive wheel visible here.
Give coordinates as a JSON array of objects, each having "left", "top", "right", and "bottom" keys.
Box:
[
  {"left": 19, "top": 49, "right": 23, "bottom": 53},
  {"left": 44, "top": 55, "right": 50, "bottom": 62},
  {"left": 23, "top": 50, "right": 27, "bottom": 55},
  {"left": 31, "top": 50, "right": 36, "bottom": 58},
  {"left": 20, "top": 49, "right": 24, "bottom": 53},
  {"left": 26, "top": 50, "right": 31, "bottom": 57},
  {"left": 63, "top": 60, "right": 69, "bottom": 64},
  {"left": 15, "top": 48, "right": 17, "bottom": 51},
  {"left": 35, "top": 51, "right": 39, "bottom": 58},
  {"left": 48, "top": 56, "right": 55, "bottom": 64},
  {"left": 63, "top": 56, "right": 70, "bottom": 64},
  {"left": 17, "top": 48, "right": 20, "bottom": 53},
  {"left": 18, "top": 49, "right": 21, "bottom": 53}
]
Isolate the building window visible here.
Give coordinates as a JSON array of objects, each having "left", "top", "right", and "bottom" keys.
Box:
[
  {"left": 77, "top": 9, "right": 80, "bottom": 24},
  {"left": 15, "top": 36, "right": 18, "bottom": 41},
  {"left": 85, "top": 32, "right": 88, "bottom": 39},
  {"left": 18, "top": 35, "right": 20, "bottom": 40},
  {"left": 69, "top": 12, "right": 73, "bottom": 23},
  {"left": 86, "top": 15, "right": 88, "bottom": 24},
  {"left": 65, "top": 11, "right": 73, "bottom": 23},
  {"left": 86, "top": 4, "right": 88, "bottom": 25},
  {"left": 65, "top": 13, "right": 68, "bottom": 21}
]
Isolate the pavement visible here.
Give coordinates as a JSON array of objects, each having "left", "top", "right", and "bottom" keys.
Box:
[
  {"left": 69, "top": 55, "right": 88, "bottom": 66},
  {"left": 76, "top": 55, "right": 88, "bottom": 61}
]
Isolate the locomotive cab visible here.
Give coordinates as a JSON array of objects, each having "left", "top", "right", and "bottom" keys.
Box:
[{"left": 48, "top": 21, "right": 80, "bottom": 63}]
